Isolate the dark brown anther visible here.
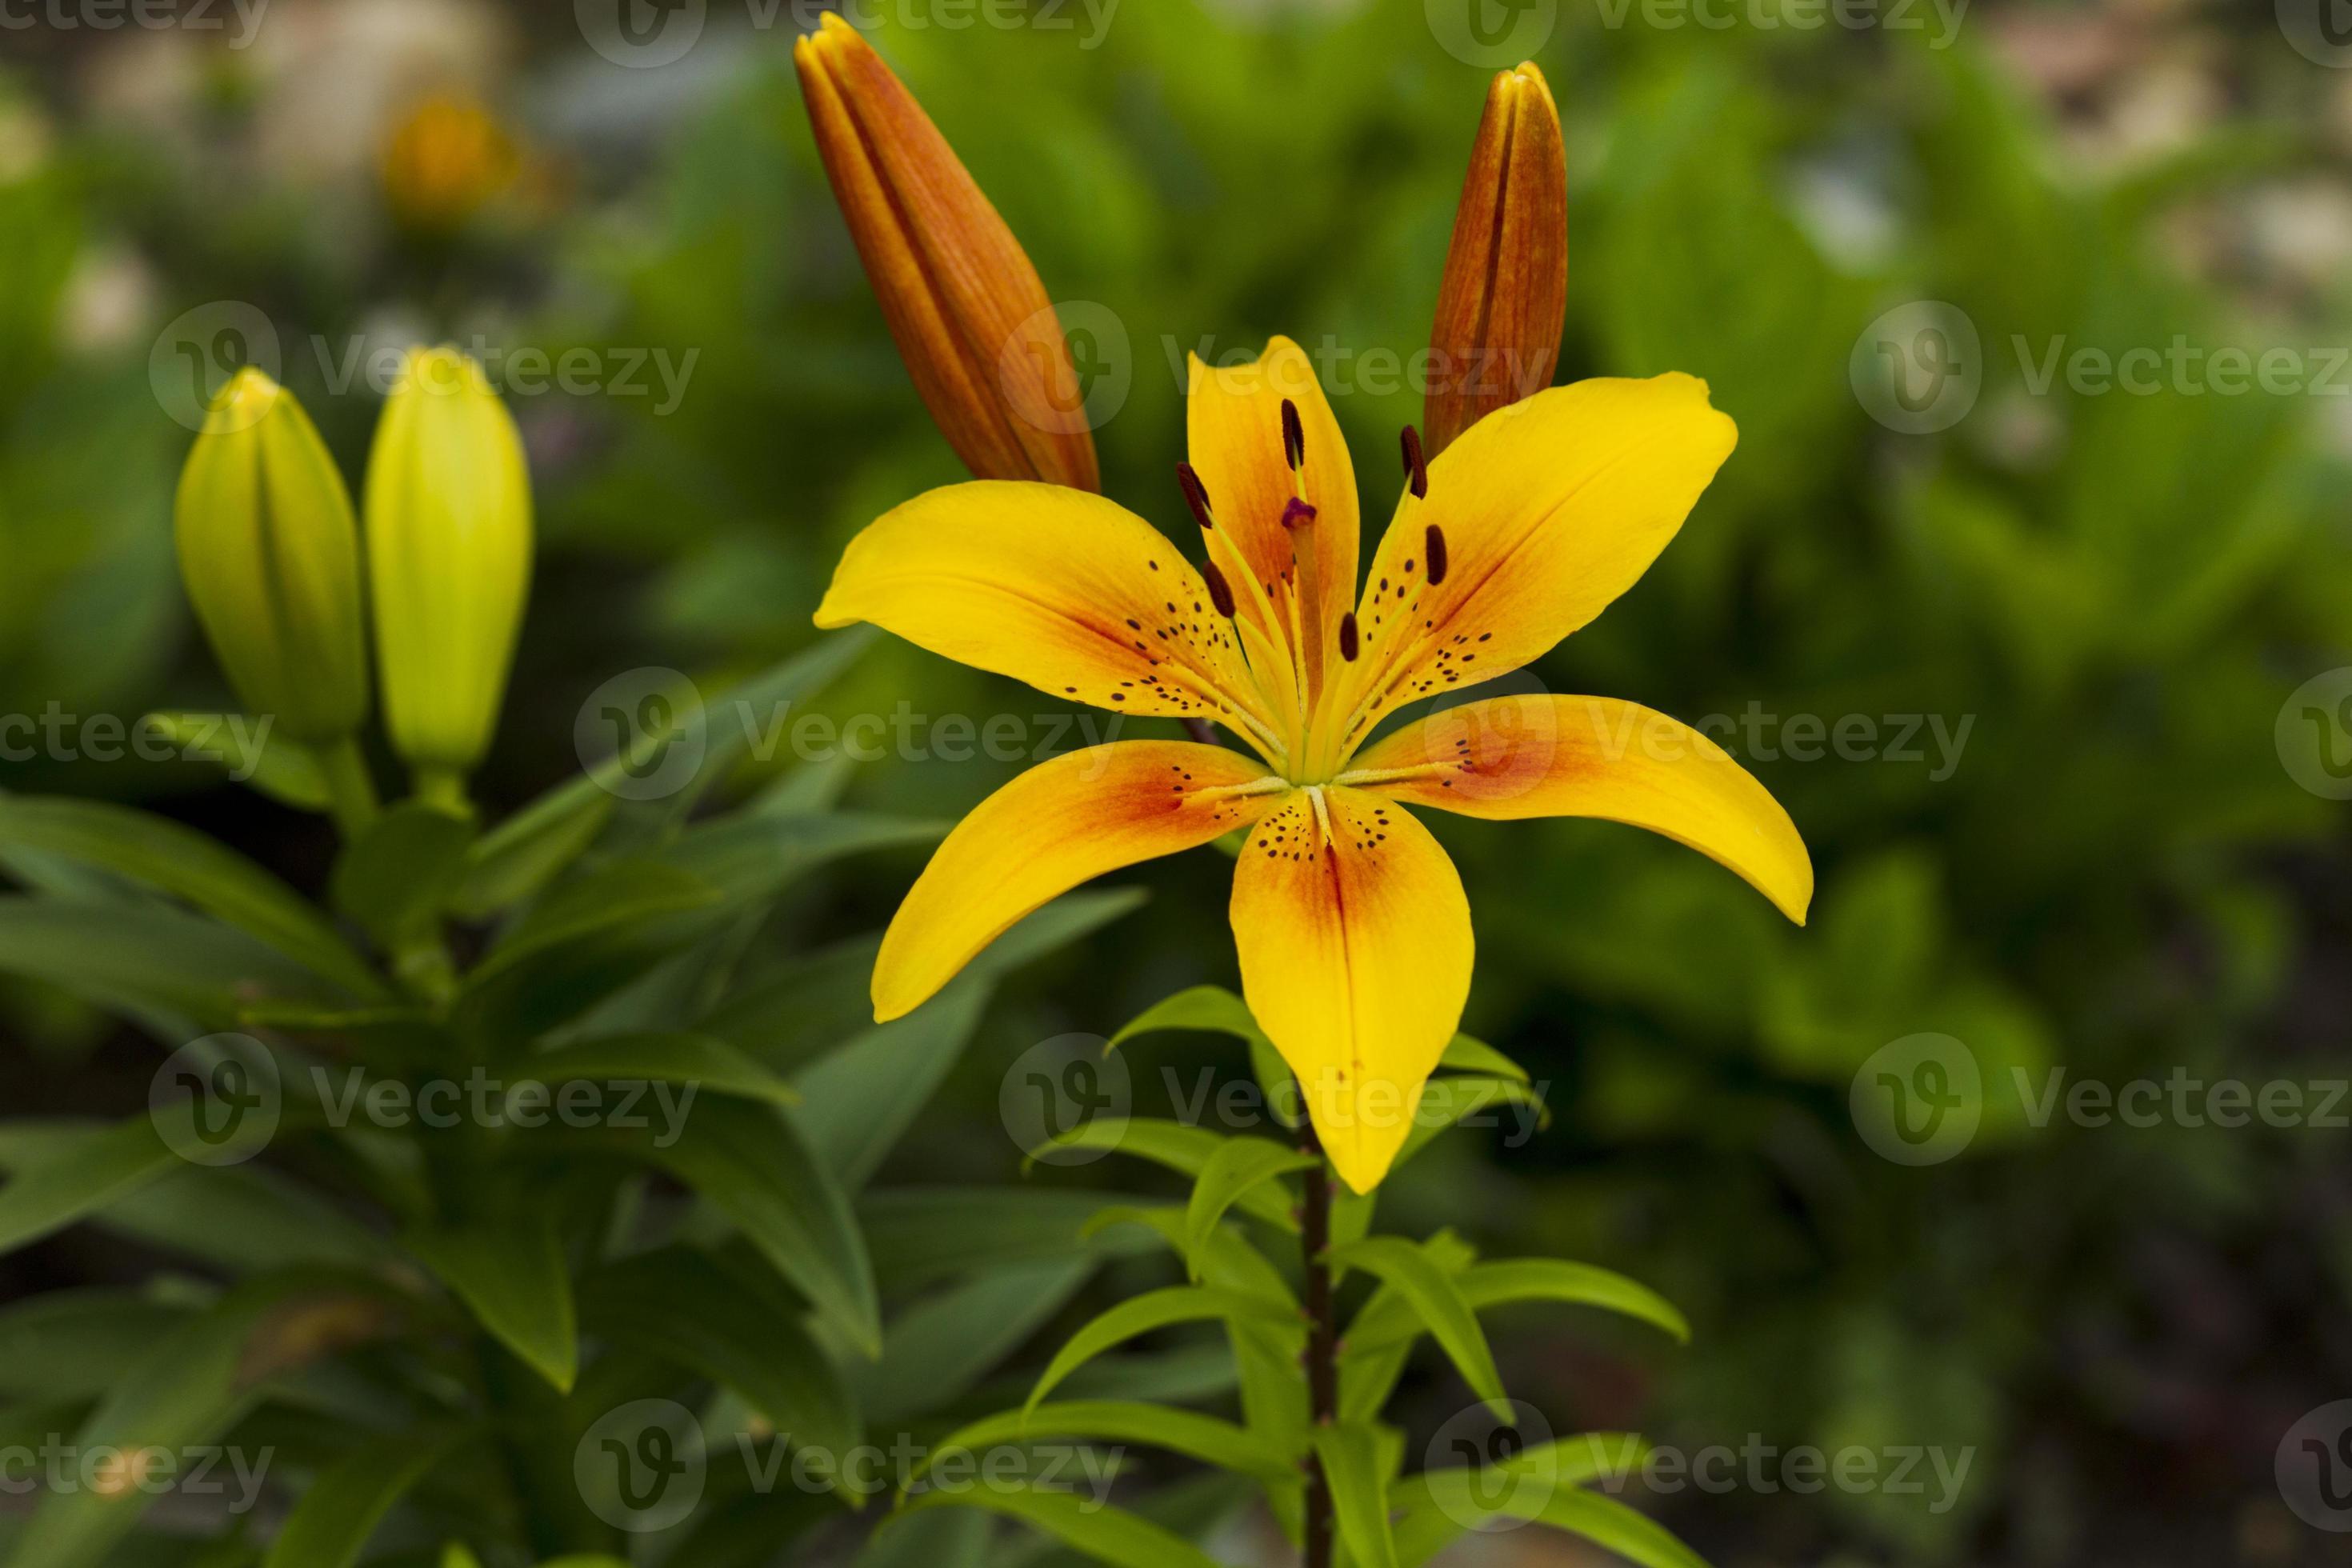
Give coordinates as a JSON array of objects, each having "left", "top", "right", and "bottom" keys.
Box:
[
  {"left": 1425, "top": 523, "right": 1449, "bottom": 585},
  {"left": 1202, "top": 559, "right": 1238, "bottom": 618},
  {"left": 1400, "top": 424, "right": 1428, "bottom": 499},
  {"left": 1338, "top": 611, "right": 1360, "bottom": 662},
  {"left": 1176, "top": 462, "right": 1214, "bottom": 530},
  {"left": 1281, "top": 398, "right": 1305, "bottom": 470}
]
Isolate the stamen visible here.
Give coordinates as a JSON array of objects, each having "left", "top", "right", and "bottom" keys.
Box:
[
  {"left": 1338, "top": 611, "right": 1359, "bottom": 662},
  {"left": 1280, "top": 497, "right": 1318, "bottom": 531},
  {"left": 1176, "top": 462, "right": 1214, "bottom": 530},
  {"left": 1202, "top": 559, "right": 1238, "bottom": 618},
  {"left": 1281, "top": 399, "right": 1305, "bottom": 470},
  {"left": 1426, "top": 523, "right": 1449, "bottom": 586},
  {"left": 1400, "top": 425, "right": 1428, "bottom": 498}
]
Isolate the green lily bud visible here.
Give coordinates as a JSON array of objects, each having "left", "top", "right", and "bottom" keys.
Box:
[
  {"left": 365, "top": 346, "right": 533, "bottom": 802},
  {"left": 173, "top": 368, "right": 370, "bottom": 746}
]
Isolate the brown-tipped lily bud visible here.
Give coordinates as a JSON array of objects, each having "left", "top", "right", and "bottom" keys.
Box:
[
  {"left": 794, "top": 14, "right": 1100, "bottom": 492},
  {"left": 1424, "top": 61, "right": 1566, "bottom": 458}
]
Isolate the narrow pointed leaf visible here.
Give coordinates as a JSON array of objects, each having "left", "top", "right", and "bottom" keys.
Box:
[
  {"left": 1183, "top": 1137, "right": 1314, "bottom": 1273},
  {"left": 1314, "top": 1422, "right": 1401, "bottom": 1568},
  {"left": 1346, "top": 1258, "right": 1689, "bottom": 1351},
  {"left": 1325, "top": 1236, "right": 1506, "bottom": 1418},
  {"left": 890, "top": 1484, "right": 1223, "bottom": 1568},
  {"left": 1030, "top": 1118, "right": 1294, "bottom": 1229},
  {"left": 914, "top": 1400, "right": 1296, "bottom": 1494},
  {"left": 406, "top": 1217, "right": 578, "bottom": 1392},
  {"left": 262, "top": 1430, "right": 457, "bottom": 1568},
  {"left": 1026, "top": 1286, "right": 1296, "bottom": 1414}
]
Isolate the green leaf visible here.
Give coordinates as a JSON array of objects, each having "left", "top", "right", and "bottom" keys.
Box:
[
  {"left": 854, "top": 1259, "right": 1095, "bottom": 1425},
  {"left": 526, "top": 1030, "right": 799, "bottom": 1110},
  {"left": 1393, "top": 1434, "right": 1654, "bottom": 1567},
  {"left": 890, "top": 1484, "right": 1224, "bottom": 1568},
  {"left": 450, "top": 786, "right": 616, "bottom": 921},
  {"left": 858, "top": 1187, "right": 1164, "bottom": 1296},
  {"left": 0, "top": 796, "right": 382, "bottom": 998},
  {"left": 916, "top": 1401, "right": 1296, "bottom": 1494},
  {"left": 1182, "top": 1138, "right": 1314, "bottom": 1275},
  {"left": 1437, "top": 1034, "right": 1528, "bottom": 1082},
  {"left": 262, "top": 1430, "right": 455, "bottom": 1568},
  {"left": 405, "top": 1217, "right": 578, "bottom": 1392},
  {"left": 329, "top": 801, "right": 474, "bottom": 949},
  {"left": 0, "top": 1290, "right": 194, "bottom": 1402},
  {"left": 1338, "top": 1233, "right": 1477, "bottom": 1424},
  {"left": 792, "top": 976, "right": 990, "bottom": 1192},
  {"left": 1345, "top": 1258, "right": 1689, "bottom": 1351},
  {"left": 1026, "top": 1286, "right": 1294, "bottom": 1414},
  {"left": 9, "top": 1278, "right": 383, "bottom": 1568},
  {"left": 628, "top": 1097, "right": 882, "bottom": 1354},
  {"left": 1109, "top": 984, "right": 1268, "bottom": 1053},
  {"left": 141, "top": 712, "right": 329, "bottom": 811},
  {"left": 1029, "top": 1119, "right": 1294, "bottom": 1230},
  {"left": 1519, "top": 1488, "right": 1710, "bottom": 1568},
  {"left": 659, "top": 628, "right": 880, "bottom": 821},
  {"left": 0, "top": 898, "right": 343, "bottom": 1030},
  {"left": 1314, "top": 1422, "right": 1400, "bottom": 1568},
  {"left": 854, "top": 1507, "right": 990, "bottom": 1568},
  {"left": 1324, "top": 1236, "right": 1506, "bottom": 1418},
  {"left": 656, "top": 810, "right": 944, "bottom": 906},
  {"left": 580, "top": 1246, "right": 858, "bottom": 1462},
  {"left": 1394, "top": 1076, "right": 1550, "bottom": 1170},
  {"left": 0, "top": 1115, "right": 179, "bottom": 1258},
  {"left": 469, "top": 859, "right": 724, "bottom": 988}
]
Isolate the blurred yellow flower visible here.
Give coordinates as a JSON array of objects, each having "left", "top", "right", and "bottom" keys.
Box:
[
  {"left": 818, "top": 341, "right": 1811, "bottom": 1193},
  {"left": 794, "top": 14, "right": 1099, "bottom": 491},
  {"left": 380, "top": 94, "right": 517, "bottom": 233}
]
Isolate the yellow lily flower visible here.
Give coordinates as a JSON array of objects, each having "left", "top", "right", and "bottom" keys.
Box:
[{"left": 817, "top": 339, "right": 1811, "bottom": 1194}]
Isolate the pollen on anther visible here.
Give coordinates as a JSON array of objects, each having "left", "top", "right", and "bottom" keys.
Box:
[
  {"left": 1400, "top": 425, "right": 1428, "bottom": 498},
  {"left": 1202, "top": 560, "right": 1238, "bottom": 619},
  {"left": 1176, "top": 462, "right": 1215, "bottom": 530}
]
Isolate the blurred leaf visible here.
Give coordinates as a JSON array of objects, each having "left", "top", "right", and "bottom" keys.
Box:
[
  {"left": 1026, "top": 1286, "right": 1295, "bottom": 1413},
  {"left": 330, "top": 801, "right": 474, "bottom": 951},
  {"left": 0, "top": 797, "right": 382, "bottom": 998},
  {"left": 526, "top": 1030, "right": 798, "bottom": 1110},
  {"left": 406, "top": 1216, "right": 578, "bottom": 1393},
  {"left": 141, "top": 714, "right": 330, "bottom": 813},
  {"left": 1313, "top": 1422, "right": 1399, "bottom": 1568},
  {"left": 917, "top": 1401, "right": 1295, "bottom": 1494},
  {"left": 260, "top": 1430, "right": 456, "bottom": 1568},
  {"left": 854, "top": 1259, "right": 1094, "bottom": 1426},
  {"left": 889, "top": 1484, "right": 1222, "bottom": 1568}
]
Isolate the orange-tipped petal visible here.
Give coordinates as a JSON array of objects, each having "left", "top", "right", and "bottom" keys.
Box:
[
  {"left": 794, "top": 14, "right": 1098, "bottom": 490},
  {"left": 1424, "top": 62, "right": 1566, "bottom": 457},
  {"left": 1346, "top": 695, "right": 1813, "bottom": 925}
]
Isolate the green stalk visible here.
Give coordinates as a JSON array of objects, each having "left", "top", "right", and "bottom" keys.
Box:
[
  {"left": 1300, "top": 1122, "right": 1337, "bottom": 1568},
  {"left": 318, "top": 736, "right": 382, "bottom": 838}
]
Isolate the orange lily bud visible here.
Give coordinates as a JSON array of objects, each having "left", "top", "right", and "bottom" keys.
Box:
[
  {"left": 794, "top": 15, "right": 1100, "bottom": 492},
  {"left": 381, "top": 94, "right": 518, "bottom": 234},
  {"left": 1424, "top": 62, "right": 1566, "bottom": 458}
]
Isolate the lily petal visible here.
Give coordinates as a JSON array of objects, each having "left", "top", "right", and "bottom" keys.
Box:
[
  {"left": 816, "top": 480, "right": 1283, "bottom": 754},
  {"left": 1346, "top": 694, "right": 1811, "bottom": 924},
  {"left": 1230, "top": 787, "right": 1473, "bottom": 1194},
  {"left": 1329, "top": 375, "right": 1736, "bottom": 763},
  {"left": 876, "top": 742, "right": 1281, "bottom": 1021},
  {"left": 1186, "top": 338, "right": 1360, "bottom": 668}
]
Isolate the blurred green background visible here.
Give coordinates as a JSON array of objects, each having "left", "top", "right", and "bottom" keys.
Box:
[{"left": 4, "top": 0, "right": 2350, "bottom": 1562}]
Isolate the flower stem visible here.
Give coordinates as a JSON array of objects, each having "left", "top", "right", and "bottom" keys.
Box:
[
  {"left": 318, "top": 737, "right": 381, "bottom": 840},
  {"left": 1300, "top": 1119, "right": 1337, "bottom": 1568}
]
